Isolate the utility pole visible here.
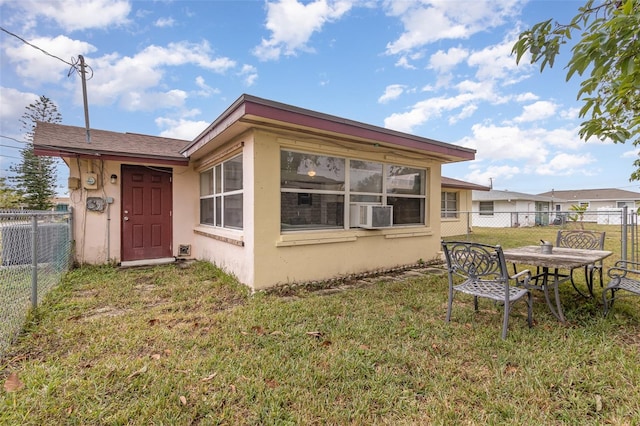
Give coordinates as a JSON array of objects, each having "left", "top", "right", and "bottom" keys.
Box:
[{"left": 78, "top": 55, "right": 91, "bottom": 143}]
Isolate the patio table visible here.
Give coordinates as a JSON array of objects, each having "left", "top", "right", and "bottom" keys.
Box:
[{"left": 503, "top": 245, "right": 613, "bottom": 323}]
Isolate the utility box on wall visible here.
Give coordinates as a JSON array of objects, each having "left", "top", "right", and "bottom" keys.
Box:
[{"left": 83, "top": 172, "right": 98, "bottom": 190}]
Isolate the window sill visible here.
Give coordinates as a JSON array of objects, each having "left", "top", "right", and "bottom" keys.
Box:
[
  {"left": 276, "top": 226, "right": 432, "bottom": 247},
  {"left": 194, "top": 225, "right": 244, "bottom": 247}
]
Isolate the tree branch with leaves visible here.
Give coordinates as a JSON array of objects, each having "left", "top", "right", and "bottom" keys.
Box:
[{"left": 512, "top": 0, "right": 640, "bottom": 180}]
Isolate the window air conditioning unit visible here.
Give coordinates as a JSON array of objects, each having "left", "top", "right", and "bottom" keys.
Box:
[{"left": 350, "top": 204, "right": 393, "bottom": 229}]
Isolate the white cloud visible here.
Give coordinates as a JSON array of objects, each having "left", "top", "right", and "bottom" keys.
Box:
[
  {"left": 622, "top": 148, "right": 640, "bottom": 158},
  {"left": 513, "top": 101, "right": 558, "bottom": 123},
  {"left": 457, "top": 123, "right": 549, "bottom": 164},
  {"left": 3, "top": 35, "right": 97, "bottom": 86},
  {"left": 378, "top": 84, "right": 406, "bottom": 104},
  {"left": 465, "top": 165, "right": 521, "bottom": 187},
  {"left": 384, "top": 80, "right": 506, "bottom": 132},
  {"left": 155, "top": 117, "right": 209, "bottom": 140},
  {"left": 428, "top": 46, "right": 468, "bottom": 73},
  {"left": 8, "top": 0, "right": 131, "bottom": 32},
  {"left": 385, "top": 0, "right": 522, "bottom": 54},
  {"left": 238, "top": 64, "right": 258, "bottom": 86},
  {"left": 120, "top": 89, "right": 188, "bottom": 111},
  {"left": 536, "top": 153, "right": 596, "bottom": 176},
  {"left": 515, "top": 92, "right": 539, "bottom": 102},
  {"left": 85, "top": 41, "right": 235, "bottom": 110},
  {"left": 0, "top": 87, "right": 39, "bottom": 139},
  {"left": 155, "top": 17, "right": 175, "bottom": 28},
  {"left": 253, "top": 0, "right": 353, "bottom": 61},
  {"left": 194, "top": 76, "right": 219, "bottom": 97},
  {"left": 466, "top": 35, "right": 528, "bottom": 84},
  {"left": 395, "top": 56, "right": 416, "bottom": 70}
]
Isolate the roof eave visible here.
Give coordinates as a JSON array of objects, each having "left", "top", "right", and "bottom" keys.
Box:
[
  {"left": 34, "top": 146, "right": 189, "bottom": 166},
  {"left": 182, "top": 94, "right": 476, "bottom": 163}
]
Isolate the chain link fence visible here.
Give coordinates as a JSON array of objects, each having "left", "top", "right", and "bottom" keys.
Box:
[
  {"left": 1, "top": 209, "right": 73, "bottom": 357},
  {"left": 442, "top": 208, "right": 638, "bottom": 263}
]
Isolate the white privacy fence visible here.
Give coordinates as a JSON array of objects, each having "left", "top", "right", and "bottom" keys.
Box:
[{"left": 0, "top": 209, "right": 73, "bottom": 357}]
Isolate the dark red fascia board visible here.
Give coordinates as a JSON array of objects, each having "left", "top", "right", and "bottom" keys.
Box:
[{"left": 242, "top": 99, "right": 476, "bottom": 161}]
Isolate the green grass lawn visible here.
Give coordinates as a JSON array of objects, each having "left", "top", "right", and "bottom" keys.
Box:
[{"left": 1, "top": 255, "right": 639, "bottom": 424}]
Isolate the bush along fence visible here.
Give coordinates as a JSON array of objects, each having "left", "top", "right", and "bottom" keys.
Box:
[
  {"left": 441, "top": 207, "right": 638, "bottom": 263},
  {"left": 0, "top": 209, "right": 73, "bottom": 357}
]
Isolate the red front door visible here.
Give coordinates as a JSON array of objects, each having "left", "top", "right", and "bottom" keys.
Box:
[{"left": 121, "top": 165, "right": 173, "bottom": 261}]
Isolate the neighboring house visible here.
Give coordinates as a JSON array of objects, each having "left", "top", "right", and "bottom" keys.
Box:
[
  {"left": 472, "top": 189, "right": 556, "bottom": 227},
  {"left": 33, "top": 94, "right": 475, "bottom": 290},
  {"left": 441, "top": 177, "right": 490, "bottom": 237},
  {"left": 538, "top": 188, "right": 640, "bottom": 214},
  {"left": 52, "top": 197, "right": 70, "bottom": 212}
]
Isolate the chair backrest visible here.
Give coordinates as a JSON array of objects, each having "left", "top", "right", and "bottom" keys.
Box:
[
  {"left": 441, "top": 241, "right": 508, "bottom": 282},
  {"left": 556, "top": 230, "right": 605, "bottom": 250}
]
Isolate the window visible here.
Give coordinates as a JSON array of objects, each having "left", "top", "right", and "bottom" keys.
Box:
[
  {"left": 479, "top": 201, "right": 494, "bottom": 216},
  {"left": 199, "top": 154, "right": 243, "bottom": 229},
  {"left": 281, "top": 151, "right": 345, "bottom": 230},
  {"left": 441, "top": 191, "right": 458, "bottom": 218},
  {"left": 280, "top": 149, "right": 427, "bottom": 230},
  {"left": 617, "top": 201, "right": 635, "bottom": 208},
  {"left": 387, "top": 166, "right": 425, "bottom": 225}
]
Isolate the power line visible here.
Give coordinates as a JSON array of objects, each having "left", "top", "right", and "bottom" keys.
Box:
[
  {"left": 0, "top": 135, "right": 26, "bottom": 144},
  {"left": 0, "top": 26, "right": 75, "bottom": 67},
  {"left": 0, "top": 144, "right": 23, "bottom": 150},
  {"left": 0, "top": 26, "right": 93, "bottom": 79}
]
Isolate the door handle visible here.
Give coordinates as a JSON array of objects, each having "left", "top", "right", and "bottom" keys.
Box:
[{"left": 124, "top": 216, "right": 129, "bottom": 221}]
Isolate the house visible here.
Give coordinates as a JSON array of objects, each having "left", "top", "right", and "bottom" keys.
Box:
[
  {"left": 33, "top": 94, "right": 475, "bottom": 290},
  {"left": 441, "top": 177, "right": 490, "bottom": 236},
  {"left": 539, "top": 188, "right": 639, "bottom": 213},
  {"left": 472, "top": 189, "right": 555, "bottom": 227}
]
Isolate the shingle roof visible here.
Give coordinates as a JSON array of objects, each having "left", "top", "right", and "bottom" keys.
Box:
[
  {"left": 33, "top": 122, "right": 190, "bottom": 165},
  {"left": 473, "top": 189, "right": 556, "bottom": 202},
  {"left": 538, "top": 188, "right": 640, "bottom": 201},
  {"left": 442, "top": 176, "right": 490, "bottom": 191}
]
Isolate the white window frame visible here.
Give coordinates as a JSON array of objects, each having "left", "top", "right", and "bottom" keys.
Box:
[
  {"left": 199, "top": 154, "right": 243, "bottom": 230},
  {"left": 441, "top": 191, "right": 458, "bottom": 218}
]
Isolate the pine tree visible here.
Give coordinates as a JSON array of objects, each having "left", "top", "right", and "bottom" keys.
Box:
[
  {"left": 0, "top": 177, "right": 21, "bottom": 209},
  {"left": 9, "top": 96, "right": 62, "bottom": 210}
]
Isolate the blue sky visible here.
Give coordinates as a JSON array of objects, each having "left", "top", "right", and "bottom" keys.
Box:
[{"left": 1, "top": 0, "right": 638, "bottom": 195}]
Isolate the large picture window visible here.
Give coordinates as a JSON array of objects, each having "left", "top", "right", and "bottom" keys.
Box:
[
  {"left": 200, "top": 154, "right": 243, "bottom": 229},
  {"left": 441, "top": 191, "right": 458, "bottom": 218},
  {"left": 280, "top": 149, "right": 427, "bottom": 231}
]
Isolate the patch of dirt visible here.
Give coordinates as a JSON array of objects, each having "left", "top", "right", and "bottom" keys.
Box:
[
  {"left": 73, "top": 290, "right": 99, "bottom": 298},
  {"left": 82, "top": 306, "right": 130, "bottom": 321}
]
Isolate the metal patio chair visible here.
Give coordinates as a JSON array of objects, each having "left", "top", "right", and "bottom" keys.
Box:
[
  {"left": 602, "top": 260, "right": 640, "bottom": 316},
  {"left": 556, "top": 229, "right": 606, "bottom": 298},
  {"left": 442, "top": 241, "right": 533, "bottom": 339}
]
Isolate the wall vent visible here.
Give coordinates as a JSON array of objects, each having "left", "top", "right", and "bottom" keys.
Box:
[{"left": 178, "top": 244, "right": 191, "bottom": 256}]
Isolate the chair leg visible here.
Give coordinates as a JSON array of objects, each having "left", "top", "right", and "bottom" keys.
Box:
[
  {"left": 446, "top": 288, "right": 454, "bottom": 322},
  {"left": 526, "top": 292, "right": 533, "bottom": 328},
  {"left": 569, "top": 268, "right": 592, "bottom": 299},
  {"left": 501, "top": 303, "right": 510, "bottom": 340},
  {"left": 602, "top": 288, "right": 617, "bottom": 317}
]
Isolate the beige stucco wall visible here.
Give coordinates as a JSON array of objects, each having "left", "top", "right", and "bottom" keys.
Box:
[
  {"left": 190, "top": 134, "right": 255, "bottom": 285},
  {"left": 63, "top": 157, "right": 196, "bottom": 264},
  {"left": 440, "top": 188, "right": 472, "bottom": 237},
  {"left": 248, "top": 130, "right": 443, "bottom": 290},
  {"left": 66, "top": 128, "right": 448, "bottom": 290}
]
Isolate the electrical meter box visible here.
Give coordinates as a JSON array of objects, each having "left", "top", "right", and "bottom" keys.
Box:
[{"left": 83, "top": 172, "right": 98, "bottom": 190}]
